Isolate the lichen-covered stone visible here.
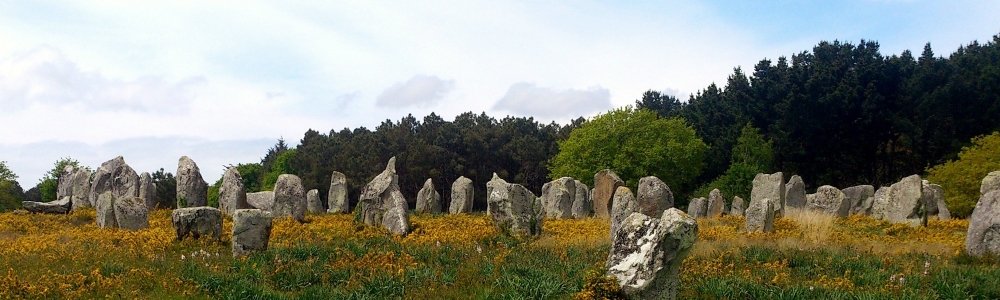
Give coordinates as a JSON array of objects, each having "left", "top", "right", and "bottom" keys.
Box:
[
  {"left": 843, "top": 185, "right": 874, "bottom": 215},
  {"left": 449, "top": 176, "right": 474, "bottom": 214},
  {"left": 871, "top": 175, "right": 924, "bottom": 226},
  {"left": 706, "top": 189, "right": 725, "bottom": 218},
  {"left": 219, "top": 167, "right": 249, "bottom": 215},
  {"left": 606, "top": 208, "right": 697, "bottom": 299},
  {"left": 637, "top": 176, "right": 673, "bottom": 217},
  {"left": 807, "top": 185, "right": 849, "bottom": 217},
  {"left": 746, "top": 197, "right": 775, "bottom": 233},
  {"left": 487, "top": 181, "right": 543, "bottom": 236},
  {"left": 594, "top": 169, "right": 625, "bottom": 219},
  {"left": 571, "top": 180, "right": 592, "bottom": 219},
  {"left": 416, "top": 178, "right": 441, "bottom": 214},
  {"left": 686, "top": 197, "right": 707, "bottom": 219},
  {"left": 610, "top": 187, "right": 638, "bottom": 240},
  {"left": 327, "top": 171, "right": 348, "bottom": 214},
  {"left": 730, "top": 196, "right": 745, "bottom": 216},
  {"left": 966, "top": 171, "right": 1000, "bottom": 256},
  {"left": 247, "top": 191, "right": 275, "bottom": 212},
  {"left": 306, "top": 189, "right": 323, "bottom": 214},
  {"left": 232, "top": 209, "right": 273, "bottom": 257},
  {"left": 356, "top": 157, "right": 410, "bottom": 235},
  {"left": 785, "top": 175, "right": 806, "bottom": 209},
  {"left": 922, "top": 181, "right": 949, "bottom": 220},
  {"left": 176, "top": 156, "right": 207, "bottom": 208},
  {"left": 542, "top": 177, "right": 575, "bottom": 219},
  {"left": 171, "top": 207, "right": 222, "bottom": 241},
  {"left": 69, "top": 168, "right": 92, "bottom": 211},
  {"left": 89, "top": 156, "right": 139, "bottom": 208},
  {"left": 751, "top": 172, "right": 785, "bottom": 217},
  {"left": 95, "top": 192, "right": 117, "bottom": 229},
  {"left": 273, "top": 174, "right": 307, "bottom": 222},
  {"left": 113, "top": 196, "right": 149, "bottom": 231}
]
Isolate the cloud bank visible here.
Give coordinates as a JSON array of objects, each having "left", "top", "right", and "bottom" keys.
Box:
[
  {"left": 492, "top": 82, "right": 612, "bottom": 119},
  {"left": 375, "top": 75, "right": 454, "bottom": 108}
]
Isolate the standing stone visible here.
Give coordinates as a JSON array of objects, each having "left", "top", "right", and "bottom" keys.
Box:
[
  {"left": 594, "top": 169, "right": 625, "bottom": 219},
  {"left": 808, "top": 185, "right": 850, "bottom": 217},
  {"left": 176, "top": 156, "right": 208, "bottom": 208},
  {"left": 981, "top": 171, "right": 1000, "bottom": 195},
  {"left": 218, "top": 167, "right": 249, "bottom": 215},
  {"left": 139, "top": 172, "right": 157, "bottom": 210},
  {"left": 449, "top": 176, "right": 474, "bottom": 214},
  {"left": 542, "top": 177, "right": 575, "bottom": 219},
  {"left": 273, "top": 174, "right": 307, "bottom": 222},
  {"left": 88, "top": 156, "right": 140, "bottom": 207},
  {"left": 113, "top": 196, "right": 149, "bottom": 231},
  {"left": 686, "top": 197, "right": 707, "bottom": 219},
  {"left": 486, "top": 173, "right": 509, "bottom": 216},
  {"left": 967, "top": 171, "right": 1000, "bottom": 256},
  {"left": 487, "top": 181, "right": 544, "bottom": 236},
  {"left": 247, "top": 191, "right": 275, "bottom": 212},
  {"left": 415, "top": 179, "right": 442, "bottom": 214},
  {"left": 751, "top": 172, "right": 785, "bottom": 217},
  {"left": 306, "top": 189, "right": 323, "bottom": 214},
  {"left": 609, "top": 187, "right": 639, "bottom": 240},
  {"left": 357, "top": 157, "right": 410, "bottom": 235},
  {"left": 327, "top": 171, "right": 348, "bottom": 214},
  {"left": 865, "top": 187, "right": 890, "bottom": 216},
  {"left": 843, "top": 185, "right": 875, "bottom": 215},
  {"left": 571, "top": 180, "right": 592, "bottom": 218},
  {"left": 172, "top": 207, "right": 223, "bottom": 241},
  {"left": 637, "top": 176, "right": 673, "bottom": 217},
  {"left": 56, "top": 166, "right": 76, "bottom": 200},
  {"left": 706, "top": 189, "right": 725, "bottom": 218},
  {"left": 22, "top": 197, "right": 71, "bottom": 214},
  {"left": 606, "top": 209, "right": 697, "bottom": 299},
  {"left": 922, "top": 181, "right": 950, "bottom": 220},
  {"left": 730, "top": 196, "right": 746, "bottom": 216},
  {"left": 69, "top": 168, "right": 92, "bottom": 210},
  {"left": 871, "top": 175, "right": 924, "bottom": 226},
  {"left": 232, "top": 209, "right": 273, "bottom": 257},
  {"left": 785, "top": 175, "right": 806, "bottom": 209},
  {"left": 95, "top": 192, "right": 117, "bottom": 229},
  {"left": 746, "top": 198, "right": 775, "bottom": 233}
]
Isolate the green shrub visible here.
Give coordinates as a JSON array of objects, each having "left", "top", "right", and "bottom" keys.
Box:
[{"left": 926, "top": 131, "right": 1000, "bottom": 218}]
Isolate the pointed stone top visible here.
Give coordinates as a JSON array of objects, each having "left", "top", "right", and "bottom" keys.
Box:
[
  {"left": 385, "top": 157, "right": 396, "bottom": 173},
  {"left": 492, "top": 173, "right": 500, "bottom": 181},
  {"left": 423, "top": 178, "right": 434, "bottom": 188}
]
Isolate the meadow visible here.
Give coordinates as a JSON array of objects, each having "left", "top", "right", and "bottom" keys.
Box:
[{"left": 0, "top": 208, "right": 998, "bottom": 299}]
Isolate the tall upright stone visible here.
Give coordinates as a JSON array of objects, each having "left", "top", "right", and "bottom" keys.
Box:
[
  {"left": 609, "top": 187, "right": 638, "bottom": 240},
  {"left": 56, "top": 166, "right": 76, "bottom": 200},
  {"left": 232, "top": 209, "right": 273, "bottom": 257},
  {"left": 751, "top": 172, "right": 785, "bottom": 217},
  {"left": 306, "top": 189, "right": 323, "bottom": 214},
  {"left": 176, "top": 156, "right": 207, "bottom": 208},
  {"left": 219, "top": 167, "right": 249, "bottom": 215},
  {"left": 571, "top": 180, "right": 592, "bottom": 218},
  {"left": 89, "top": 156, "right": 140, "bottom": 207},
  {"left": 416, "top": 178, "right": 442, "bottom": 214},
  {"left": 843, "top": 185, "right": 875, "bottom": 215},
  {"left": 95, "top": 192, "right": 117, "bottom": 229},
  {"left": 273, "top": 174, "right": 307, "bottom": 222},
  {"left": 636, "top": 176, "right": 673, "bottom": 217},
  {"left": 606, "top": 209, "right": 698, "bottom": 299},
  {"left": 967, "top": 171, "right": 1000, "bottom": 256},
  {"left": 730, "top": 196, "right": 745, "bottom": 216},
  {"left": 450, "top": 176, "right": 474, "bottom": 214},
  {"left": 922, "top": 180, "right": 950, "bottom": 220},
  {"left": 139, "top": 172, "right": 157, "bottom": 210},
  {"left": 706, "top": 189, "right": 726, "bottom": 218},
  {"left": 357, "top": 157, "right": 410, "bottom": 235},
  {"left": 871, "top": 175, "right": 924, "bottom": 226},
  {"left": 981, "top": 171, "right": 1000, "bottom": 195},
  {"left": 784, "top": 175, "right": 806, "bottom": 209},
  {"left": 746, "top": 198, "right": 775, "bottom": 233},
  {"left": 808, "top": 185, "right": 850, "bottom": 217},
  {"left": 594, "top": 169, "right": 625, "bottom": 219},
  {"left": 542, "top": 177, "right": 575, "bottom": 219},
  {"left": 486, "top": 173, "right": 509, "bottom": 216},
  {"left": 686, "top": 197, "right": 707, "bottom": 219},
  {"left": 68, "top": 168, "right": 92, "bottom": 211},
  {"left": 487, "top": 181, "right": 544, "bottom": 236},
  {"left": 327, "top": 171, "right": 348, "bottom": 214}
]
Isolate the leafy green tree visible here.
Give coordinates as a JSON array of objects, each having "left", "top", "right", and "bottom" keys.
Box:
[
  {"left": 236, "top": 163, "right": 264, "bottom": 193},
  {"left": 0, "top": 161, "right": 23, "bottom": 211},
  {"left": 695, "top": 124, "right": 774, "bottom": 200},
  {"left": 262, "top": 149, "right": 297, "bottom": 191},
  {"left": 152, "top": 168, "right": 177, "bottom": 209},
  {"left": 207, "top": 177, "right": 222, "bottom": 208},
  {"left": 37, "top": 157, "right": 89, "bottom": 202},
  {"left": 926, "top": 131, "right": 1000, "bottom": 218},
  {"left": 548, "top": 107, "right": 708, "bottom": 196},
  {"left": 0, "top": 161, "right": 16, "bottom": 182}
]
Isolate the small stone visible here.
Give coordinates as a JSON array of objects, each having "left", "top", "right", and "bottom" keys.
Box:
[
  {"left": 686, "top": 197, "right": 707, "bottom": 219},
  {"left": 247, "top": 191, "right": 275, "bottom": 212},
  {"left": 22, "top": 196, "right": 71, "bottom": 214},
  {"left": 114, "top": 196, "right": 149, "bottom": 231},
  {"left": 746, "top": 198, "right": 775, "bottom": 233},
  {"left": 706, "top": 189, "right": 725, "bottom": 218},
  {"left": 232, "top": 209, "right": 273, "bottom": 257},
  {"left": 730, "top": 196, "right": 746, "bottom": 216},
  {"left": 637, "top": 176, "right": 673, "bottom": 217},
  {"left": 172, "top": 207, "right": 223, "bottom": 241},
  {"left": 571, "top": 180, "right": 592, "bottom": 219},
  {"left": 327, "top": 171, "right": 349, "bottom": 214},
  {"left": 808, "top": 185, "right": 849, "bottom": 217}
]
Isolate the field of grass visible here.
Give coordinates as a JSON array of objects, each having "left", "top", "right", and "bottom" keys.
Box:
[{"left": 0, "top": 208, "right": 998, "bottom": 299}]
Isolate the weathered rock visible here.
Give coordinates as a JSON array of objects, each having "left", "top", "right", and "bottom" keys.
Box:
[
  {"left": 706, "top": 189, "right": 725, "bottom": 218},
  {"left": 594, "top": 169, "right": 625, "bottom": 219},
  {"left": 542, "top": 177, "right": 575, "bottom": 219},
  {"left": 357, "top": 157, "right": 410, "bottom": 235},
  {"left": 609, "top": 187, "right": 638, "bottom": 240},
  {"left": 922, "top": 181, "right": 949, "bottom": 220},
  {"left": 808, "top": 185, "right": 849, "bottom": 217},
  {"left": 637, "top": 176, "right": 673, "bottom": 217},
  {"left": 69, "top": 168, "right": 92, "bottom": 210},
  {"left": 232, "top": 209, "right": 273, "bottom": 257},
  {"left": 865, "top": 187, "right": 890, "bottom": 216},
  {"left": 218, "top": 167, "right": 249, "bottom": 215},
  {"left": 606, "top": 209, "right": 697, "bottom": 299},
  {"left": 843, "top": 185, "right": 875, "bottom": 215},
  {"left": 273, "top": 174, "right": 307, "bottom": 222},
  {"left": 871, "top": 175, "right": 924, "bottom": 226},
  {"left": 449, "top": 176, "right": 474, "bottom": 214},
  {"left": 247, "top": 191, "right": 274, "bottom": 212},
  {"left": 306, "top": 189, "right": 323, "bottom": 214},
  {"left": 686, "top": 197, "right": 707, "bottom": 219},
  {"left": 56, "top": 166, "right": 76, "bottom": 200},
  {"left": 746, "top": 198, "right": 775, "bottom": 233},
  {"left": 751, "top": 172, "right": 785, "bottom": 217},
  {"left": 785, "top": 175, "right": 806, "bottom": 209},
  {"left": 327, "top": 171, "right": 348, "bottom": 214},
  {"left": 113, "top": 196, "right": 149, "bottom": 230},
  {"left": 172, "top": 207, "right": 223, "bottom": 241},
  {"left": 95, "top": 193, "right": 117, "bottom": 228},
  {"left": 176, "top": 156, "right": 207, "bottom": 208},
  {"left": 981, "top": 171, "right": 1000, "bottom": 195},
  {"left": 487, "top": 181, "right": 544, "bottom": 236},
  {"left": 486, "top": 173, "right": 507, "bottom": 202},
  {"left": 22, "top": 197, "right": 71, "bottom": 214},
  {"left": 967, "top": 171, "right": 1000, "bottom": 256},
  {"left": 415, "top": 178, "right": 441, "bottom": 214},
  {"left": 88, "top": 156, "right": 140, "bottom": 207},
  {"left": 571, "top": 180, "right": 592, "bottom": 218},
  {"left": 139, "top": 172, "right": 157, "bottom": 210},
  {"left": 730, "top": 196, "right": 746, "bottom": 216}
]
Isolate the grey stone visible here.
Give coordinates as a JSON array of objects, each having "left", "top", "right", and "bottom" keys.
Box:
[
  {"left": 416, "top": 178, "right": 441, "bottom": 214},
  {"left": 69, "top": 168, "right": 92, "bottom": 211},
  {"left": 808, "top": 185, "right": 849, "bottom": 217},
  {"left": 247, "top": 191, "right": 275, "bottom": 212},
  {"left": 487, "top": 181, "right": 544, "bottom": 236},
  {"left": 139, "top": 172, "right": 157, "bottom": 210},
  {"left": 172, "top": 207, "right": 223, "bottom": 241},
  {"left": 730, "top": 196, "right": 745, "bottom": 216},
  {"left": 113, "top": 196, "right": 149, "bottom": 231},
  {"left": 88, "top": 156, "right": 140, "bottom": 208},
  {"left": 232, "top": 209, "right": 273, "bottom": 257},
  {"left": 22, "top": 196, "right": 71, "bottom": 214},
  {"left": 871, "top": 175, "right": 924, "bottom": 226},
  {"left": 357, "top": 157, "right": 410, "bottom": 235},
  {"left": 273, "top": 174, "right": 307, "bottom": 222},
  {"left": 449, "top": 176, "right": 474, "bottom": 214},
  {"left": 542, "top": 177, "right": 575, "bottom": 219},
  {"left": 751, "top": 172, "right": 785, "bottom": 217},
  {"left": 610, "top": 187, "right": 639, "bottom": 240},
  {"left": 706, "top": 189, "right": 725, "bottom": 218},
  {"left": 921, "top": 180, "right": 950, "bottom": 220},
  {"left": 219, "top": 167, "right": 249, "bottom": 215},
  {"left": 95, "top": 193, "right": 117, "bottom": 229},
  {"left": 785, "top": 175, "right": 806, "bottom": 209},
  {"left": 746, "top": 197, "right": 775, "bottom": 233},
  {"left": 176, "top": 156, "right": 207, "bottom": 208},
  {"left": 56, "top": 166, "right": 76, "bottom": 201},
  {"left": 843, "top": 185, "right": 875, "bottom": 215},
  {"left": 306, "top": 189, "right": 323, "bottom": 214},
  {"left": 594, "top": 169, "right": 625, "bottom": 219},
  {"left": 637, "top": 176, "right": 673, "bottom": 217},
  {"left": 966, "top": 172, "right": 1000, "bottom": 256},
  {"left": 571, "top": 180, "right": 592, "bottom": 219},
  {"left": 686, "top": 197, "right": 707, "bottom": 219},
  {"left": 606, "top": 209, "right": 697, "bottom": 299},
  {"left": 981, "top": 171, "right": 1000, "bottom": 195},
  {"left": 327, "top": 171, "right": 348, "bottom": 214}
]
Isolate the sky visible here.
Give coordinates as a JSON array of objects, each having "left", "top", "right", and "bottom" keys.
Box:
[{"left": 1, "top": 0, "right": 998, "bottom": 188}]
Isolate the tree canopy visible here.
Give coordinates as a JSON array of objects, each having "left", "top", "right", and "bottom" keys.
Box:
[{"left": 926, "top": 131, "right": 1000, "bottom": 218}]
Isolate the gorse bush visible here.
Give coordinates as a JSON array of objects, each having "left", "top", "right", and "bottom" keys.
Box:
[{"left": 926, "top": 131, "right": 1000, "bottom": 218}]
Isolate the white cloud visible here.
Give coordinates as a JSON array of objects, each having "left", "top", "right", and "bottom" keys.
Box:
[
  {"left": 492, "top": 82, "right": 612, "bottom": 119},
  {"left": 375, "top": 75, "right": 454, "bottom": 108},
  {"left": 0, "top": 46, "right": 204, "bottom": 114}
]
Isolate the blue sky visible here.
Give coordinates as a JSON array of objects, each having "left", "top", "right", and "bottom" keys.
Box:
[{"left": 0, "top": 0, "right": 997, "bottom": 187}]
